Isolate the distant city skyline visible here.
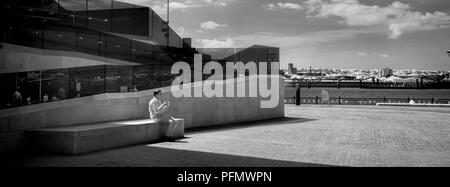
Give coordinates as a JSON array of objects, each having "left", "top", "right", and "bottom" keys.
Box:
[
  {"left": 121, "top": 0, "right": 450, "bottom": 70},
  {"left": 285, "top": 66, "right": 450, "bottom": 72}
]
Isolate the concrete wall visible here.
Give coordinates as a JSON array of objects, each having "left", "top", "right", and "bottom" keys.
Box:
[{"left": 0, "top": 76, "right": 284, "bottom": 152}]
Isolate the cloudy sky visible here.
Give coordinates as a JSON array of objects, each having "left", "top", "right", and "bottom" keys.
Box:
[{"left": 119, "top": 0, "right": 450, "bottom": 70}]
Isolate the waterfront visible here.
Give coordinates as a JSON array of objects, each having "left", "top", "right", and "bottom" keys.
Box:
[{"left": 285, "top": 87, "right": 450, "bottom": 100}]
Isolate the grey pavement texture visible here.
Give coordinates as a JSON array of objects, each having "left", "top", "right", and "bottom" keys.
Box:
[{"left": 2, "top": 105, "right": 450, "bottom": 167}]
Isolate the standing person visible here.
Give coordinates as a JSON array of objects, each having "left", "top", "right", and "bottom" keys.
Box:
[
  {"left": 148, "top": 90, "right": 178, "bottom": 141},
  {"left": 57, "top": 87, "right": 66, "bottom": 100},
  {"left": 42, "top": 94, "right": 49, "bottom": 102},
  {"left": 26, "top": 97, "right": 32, "bottom": 105},
  {"left": 131, "top": 86, "right": 138, "bottom": 92},
  {"left": 12, "top": 88, "right": 22, "bottom": 106}
]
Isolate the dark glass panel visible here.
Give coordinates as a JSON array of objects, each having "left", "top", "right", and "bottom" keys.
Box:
[
  {"left": 43, "top": 26, "right": 76, "bottom": 51},
  {"left": 76, "top": 29, "right": 104, "bottom": 56},
  {"left": 0, "top": 0, "right": 17, "bottom": 6},
  {"left": 59, "top": 9, "right": 76, "bottom": 27},
  {"left": 41, "top": 69, "right": 69, "bottom": 101},
  {"left": 160, "top": 64, "right": 174, "bottom": 87},
  {"left": 59, "top": 0, "right": 87, "bottom": 27},
  {"left": 133, "top": 65, "right": 153, "bottom": 91},
  {"left": 133, "top": 6, "right": 150, "bottom": 36},
  {"left": 105, "top": 65, "right": 132, "bottom": 93},
  {"left": 106, "top": 34, "right": 130, "bottom": 61},
  {"left": 0, "top": 73, "right": 18, "bottom": 108},
  {"left": 41, "top": 79, "right": 68, "bottom": 102},
  {"left": 131, "top": 41, "right": 154, "bottom": 64},
  {"left": 0, "top": 73, "right": 17, "bottom": 88},
  {"left": 42, "top": 0, "right": 59, "bottom": 11},
  {"left": 111, "top": 1, "right": 134, "bottom": 34},
  {"left": 13, "top": 0, "right": 42, "bottom": 7},
  {"left": 42, "top": 68, "right": 69, "bottom": 80},
  {"left": 15, "top": 72, "right": 28, "bottom": 105},
  {"left": 24, "top": 71, "right": 41, "bottom": 104},
  {"left": 268, "top": 47, "right": 280, "bottom": 62},
  {"left": 8, "top": 27, "right": 43, "bottom": 49},
  {"left": 153, "top": 45, "right": 171, "bottom": 62},
  {"left": 69, "top": 65, "right": 106, "bottom": 97},
  {"left": 87, "top": 0, "right": 112, "bottom": 32},
  {"left": 151, "top": 64, "right": 161, "bottom": 88}
]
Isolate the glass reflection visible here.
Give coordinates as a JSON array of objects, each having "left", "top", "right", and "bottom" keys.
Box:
[{"left": 0, "top": 0, "right": 278, "bottom": 110}]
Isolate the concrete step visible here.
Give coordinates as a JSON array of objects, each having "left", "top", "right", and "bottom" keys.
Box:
[{"left": 26, "top": 119, "right": 184, "bottom": 155}]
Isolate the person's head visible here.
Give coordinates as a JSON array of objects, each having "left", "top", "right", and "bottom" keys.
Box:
[{"left": 153, "top": 90, "right": 162, "bottom": 99}]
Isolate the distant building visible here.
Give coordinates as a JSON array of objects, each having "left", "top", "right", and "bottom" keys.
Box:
[
  {"left": 182, "top": 38, "right": 192, "bottom": 49},
  {"left": 288, "top": 63, "right": 293, "bottom": 69},
  {"left": 288, "top": 63, "right": 297, "bottom": 74},
  {"left": 380, "top": 68, "right": 393, "bottom": 78}
]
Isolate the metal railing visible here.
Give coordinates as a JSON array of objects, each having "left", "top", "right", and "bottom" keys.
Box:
[{"left": 285, "top": 96, "right": 450, "bottom": 105}]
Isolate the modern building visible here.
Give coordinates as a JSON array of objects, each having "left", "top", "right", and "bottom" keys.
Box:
[
  {"left": 0, "top": 1, "right": 284, "bottom": 153},
  {"left": 380, "top": 68, "right": 394, "bottom": 78},
  {"left": 0, "top": 0, "right": 279, "bottom": 110},
  {"left": 0, "top": 0, "right": 193, "bottom": 109}
]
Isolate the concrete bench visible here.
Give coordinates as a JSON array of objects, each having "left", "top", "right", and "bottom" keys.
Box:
[{"left": 25, "top": 118, "right": 184, "bottom": 155}]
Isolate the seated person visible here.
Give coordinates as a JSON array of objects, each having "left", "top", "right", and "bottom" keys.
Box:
[{"left": 148, "top": 90, "right": 178, "bottom": 141}]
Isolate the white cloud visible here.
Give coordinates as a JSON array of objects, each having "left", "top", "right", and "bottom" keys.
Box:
[
  {"left": 195, "top": 38, "right": 235, "bottom": 48},
  {"left": 200, "top": 21, "right": 228, "bottom": 30},
  {"left": 358, "top": 52, "right": 390, "bottom": 58},
  {"left": 388, "top": 11, "right": 450, "bottom": 39},
  {"left": 357, "top": 52, "right": 367, "bottom": 56},
  {"left": 266, "top": 2, "right": 302, "bottom": 10},
  {"left": 118, "top": 0, "right": 232, "bottom": 15},
  {"left": 169, "top": 2, "right": 194, "bottom": 9},
  {"left": 380, "top": 53, "right": 390, "bottom": 59},
  {"left": 230, "top": 28, "right": 380, "bottom": 48},
  {"left": 201, "top": 0, "right": 229, "bottom": 7},
  {"left": 149, "top": 2, "right": 197, "bottom": 14},
  {"left": 302, "top": 0, "right": 450, "bottom": 39}
]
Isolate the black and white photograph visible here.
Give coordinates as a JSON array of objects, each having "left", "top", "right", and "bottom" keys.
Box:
[{"left": 1, "top": 0, "right": 449, "bottom": 176}]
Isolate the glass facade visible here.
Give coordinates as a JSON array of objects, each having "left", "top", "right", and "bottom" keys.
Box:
[
  {"left": 0, "top": 0, "right": 279, "bottom": 110},
  {"left": 2, "top": 0, "right": 181, "bottom": 47}
]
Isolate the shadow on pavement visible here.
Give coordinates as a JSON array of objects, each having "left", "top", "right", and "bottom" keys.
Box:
[
  {"left": 1, "top": 118, "right": 328, "bottom": 167},
  {"left": 2, "top": 145, "right": 340, "bottom": 167},
  {"left": 186, "top": 117, "right": 317, "bottom": 134}
]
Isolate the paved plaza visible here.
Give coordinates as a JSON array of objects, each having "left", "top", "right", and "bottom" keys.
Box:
[{"left": 3, "top": 105, "right": 450, "bottom": 167}]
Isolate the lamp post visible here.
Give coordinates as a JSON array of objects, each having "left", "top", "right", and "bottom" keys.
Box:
[
  {"left": 295, "top": 83, "right": 300, "bottom": 106},
  {"left": 166, "top": 0, "right": 170, "bottom": 47},
  {"left": 447, "top": 50, "right": 450, "bottom": 79},
  {"left": 160, "top": 0, "right": 170, "bottom": 47}
]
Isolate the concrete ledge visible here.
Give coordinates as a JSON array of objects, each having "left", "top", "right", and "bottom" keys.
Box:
[
  {"left": 26, "top": 119, "right": 184, "bottom": 155},
  {"left": 0, "top": 76, "right": 284, "bottom": 153},
  {"left": 377, "top": 103, "right": 450, "bottom": 107},
  {"left": 0, "top": 43, "right": 141, "bottom": 74}
]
